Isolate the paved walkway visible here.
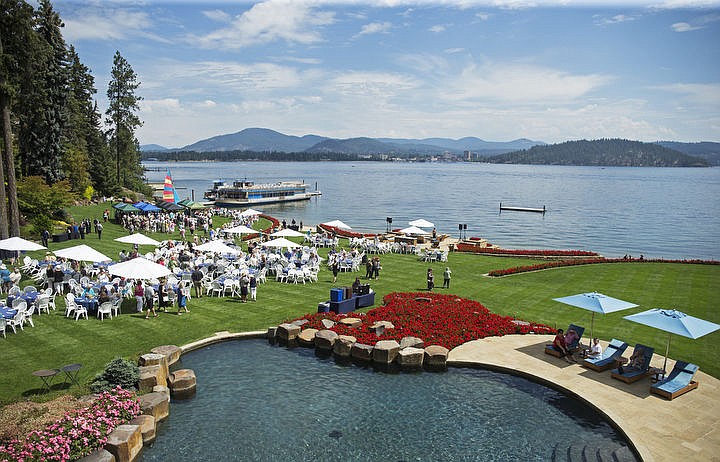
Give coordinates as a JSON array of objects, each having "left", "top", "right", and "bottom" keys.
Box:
[{"left": 448, "top": 335, "right": 720, "bottom": 462}]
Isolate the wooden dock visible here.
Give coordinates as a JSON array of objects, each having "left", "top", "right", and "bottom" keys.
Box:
[{"left": 500, "top": 203, "right": 546, "bottom": 214}]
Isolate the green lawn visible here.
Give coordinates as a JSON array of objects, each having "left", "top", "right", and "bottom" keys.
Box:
[{"left": 2, "top": 203, "right": 718, "bottom": 404}]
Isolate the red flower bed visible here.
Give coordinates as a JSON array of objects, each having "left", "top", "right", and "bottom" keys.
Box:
[
  {"left": 456, "top": 243, "right": 599, "bottom": 257},
  {"left": 487, "top": 257, "right": 719, "bottom": 277},
  {"left": 289, "top": 292, "right": 554, "bottom": 350}
]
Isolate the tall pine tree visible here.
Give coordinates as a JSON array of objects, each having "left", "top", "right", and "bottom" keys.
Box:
[
  {"left": 105, "top": 51, "right": 143, "bottom": 191},
  {"left": 0, "top": 0, "right": 34, "bottom": 237},
  {"left": 17, "top": 0, "right": 68, "bottom": 184}
]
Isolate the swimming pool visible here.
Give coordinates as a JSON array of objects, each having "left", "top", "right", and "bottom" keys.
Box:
[{"left": 139, "top": 340, "right": 635, "bottom": 461}]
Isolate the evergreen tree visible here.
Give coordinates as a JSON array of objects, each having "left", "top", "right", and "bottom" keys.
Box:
[
  {"left": 63, "top": 46, "right": 93, "bottom": 195},
  {"left": 17, "top": 0, "right": 69, "bottom": 183},
  {"left": 105, "top": 51, "right": 143, "bottom": 191},
  {"left": 88, "top": 101, "right": 116, "bottom": 195},
  {"left": 0, "top": 0, "right": 34, "bottom": 237}
]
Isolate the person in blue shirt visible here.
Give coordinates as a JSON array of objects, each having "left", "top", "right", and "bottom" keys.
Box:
[
  {"left": 80, "top": 284, "right": 96, "bottom": 299},
  {"left": 0, "top": 264, "right": 11, "bottom": 292}
]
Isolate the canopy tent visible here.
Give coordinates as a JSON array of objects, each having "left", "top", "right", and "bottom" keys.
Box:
[
  {"left": 408, "top": 219, "right": 435, "bottom": 228},
  {"left": 193, "top": 240, "right": 240, "bottom": 254},
  {"left": 114, "top": 233, "right": 161, "bottom": 246},
  {"left": 239, "top": 208, "right": 263, "bottom": 217},
  {"left": 112, "top": 203, "right": 141, "bottom": 213},
  {"left": 553, "top": 292, "right": 638, "bottom": 340},
  {"left": 180, "top": 200, "right": 208, "bottom": 210},
  {"left": 134, "top": 201, "right": 162, "bottom": 212},
  {"left": 223, "top": 225, "right": 258, "bottom": 235},
  {"left": 260, "top": 237, "right": 301, "bottom": 249},
  {"left": 322, "top": 220, "right": 352, "bottom": 230},
  {"left": 155, "top": 201, "right": 184, "bottom": 212},
  {"left": 107, "top": 257, "right": 172, "bottom": 280},
  {"left": 399, "top": 226, "right": 430, "bottom": 235},
  {"left": 53, "top": 244, "right": 111, "bottom": 263},
  {"left": 0, "top": 236, "right": 46, "bottom": 252},
  {"left": 270, "top": 228, "right": 305, "bottom": 238},
  {"left": 624, "top": 308, "right": 720, "bottom": 374}
]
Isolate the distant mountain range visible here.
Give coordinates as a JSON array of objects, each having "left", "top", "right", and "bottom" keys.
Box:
[
  {"left": 141, "top": 127, "right": 544, "bottom": 156},
  {"left": 141, "top": 127, "right": 720, "bottom": 166}
]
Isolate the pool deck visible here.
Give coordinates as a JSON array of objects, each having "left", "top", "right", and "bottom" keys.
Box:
[{"left": 448, "top": 335, "right": 720, "bottom": 462}]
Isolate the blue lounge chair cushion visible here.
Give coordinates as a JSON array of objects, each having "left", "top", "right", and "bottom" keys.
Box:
[
  {"left": 584, "top": 338, "right": 628, "bottom": 366},
  {"left": 652, "top": 362, "right": 699, "bottom": 393}
]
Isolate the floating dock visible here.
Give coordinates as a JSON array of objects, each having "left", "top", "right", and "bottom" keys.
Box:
[{"left": 500, "top": 203, "right": 546, "bottom": 214}]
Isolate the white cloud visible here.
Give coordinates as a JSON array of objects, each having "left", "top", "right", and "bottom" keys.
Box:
[
  {"left": 202, "top": 9, "right": 231, "bottom": 23},
  {"left": 191, "top": 0, "right": 335, "bottom": 49},
  {"left": 595, "top": 13, "right": 638, "bottom": 25},
  {"left": 63, "top": 8, "right": 162, "bottom": 42},
  {"left": 671, "top": 21, "right": 701, "bottom": 31},
  {"left": 444, "top": 48, "right": 465, "bottom": 54},
  {"left": 429, "top": 24, "right": 446, "bottom": 33},
  {"left": 655, "top": 82, "right": 720, "bottom": 105},
  {"left": 197, "top": 100, "right": 217, "bottom": 108},
  {"left": 330, "top": 71, "right": 419, "bottom": 98},
  {"left": 357, "top": 21, "right": 393, "bottom": 36},
  {"left": 141, "top": 98, "right": 182, "bottom": 114},
  {"left": 443, "top": 63, "right": 612, "bottom": 103}
]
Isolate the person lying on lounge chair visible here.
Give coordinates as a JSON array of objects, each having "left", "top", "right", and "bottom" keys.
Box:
[
  {"left": 553, "top": 329, "right": 575, "bottom": 363},
  {"left": 618, "top": 346, "right": 646, "bottom": 373}
]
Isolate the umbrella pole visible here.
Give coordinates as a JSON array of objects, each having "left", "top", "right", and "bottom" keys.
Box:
[
  {"left": 663, "top": 333, "right": 671, "bottom": 373},
  {"left": 590, "top": 312, "right": 595, "bottom": 342}
]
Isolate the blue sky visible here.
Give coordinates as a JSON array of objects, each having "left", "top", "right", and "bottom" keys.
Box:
[{"left": 54, "top": 0, "right": 720, "bottom": 147}]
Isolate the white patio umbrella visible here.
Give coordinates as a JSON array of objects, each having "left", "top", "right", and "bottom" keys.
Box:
[
  {"left": 260, "top": 237, "right": 301, "bottom": 249},
  {"left": 53, "top": 244, "right": 112, "bottom": 263},
  {"left": 322, "top": 220, "right": 352, "bottom": 230},
  {"left": 239, "top": 208, "right": 263, "bottom": 217},
  {"left": 270, "top": 228, "right": 305, "bottom": 238},
  {"left": 107, "top": 257, "right": 172, "bottom": 280},
  {"left": 408, "top": 219, "right": 434, "bottom": 228},
  {"left": 553, "top": 291, "right": 638, "bottom": 340},
  {"left": 114, "top": 233, "right": 160, "bottom": 246},
  {"left": 399, "top": 225, "right": 430, "bottom": 235},
  {"left": 624, "top": 308, "right": 720, "bottom": 373},
  {"left": 0, "top": 236, "right": 46, "bottom": 252},
  {"left": 223, "top": 225, "right": 257, "bottom": 235},
  {"left": 194, "top": 240, "right": 240, "bottom": 254}
]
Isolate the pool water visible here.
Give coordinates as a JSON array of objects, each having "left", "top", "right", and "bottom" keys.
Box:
[{"left": 139, "top": 340, "right": 634, "bottom": 461}]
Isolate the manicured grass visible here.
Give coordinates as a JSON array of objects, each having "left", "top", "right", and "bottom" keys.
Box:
[{"left": 2, "top": 203, "right": 718, "bottom": 404}]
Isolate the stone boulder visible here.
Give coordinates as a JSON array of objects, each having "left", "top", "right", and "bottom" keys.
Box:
[
  {"left": 298, "top": 328, "right": 318, "bottom": 347},
  {"left": 128, "top": 415, "right": 156, "bottom": 444},
  {"left": 315, "top": 330, "right": 339, "bottom": 351},
  {"left": 351, "top": 343, "right": 374, "bottom": 362},
  {"left": 369, "top": 321, "right": 395, "bottom": 330},
  {"left": 333, "top": 335, "right": 356, "bottom": 358},
  {"left": 77, "top": 449, "right": 115, "bottom": 462},
  {"left": 152, "top": 384, "right": 170, "bottom": 396},
  {"left": 396, "top": 347, "right": 425, "bottom": 369},
  {"left": 138, "top": 391, "right": 170, "bottom": 422},
  {"left": 399, "top": 336, "right": 425, "bottom": 350},
  {"left": 424, "top": 345, "right": 449, "bottom": 371},
  {"left": 168, "top": 368, "right": 197, "bottom": 400},
  {"left": 339, "top": 317, "right": 362, "bottom": 329},
  {"left": 138, "top": 364, "right": 168, "bottom": 393},
  {"left": 150, "top": 345, "right": 181, "bottom": 366},
  {"left": 372, "top": 340, "right": 400, "bottom": 364},
  {"left": 291, "top": 319, "right": 309, "bottom": 327},
  {"left": 321, "top": 318, "right": 336, "bottom": 329},
  {"left": 277, "top": 323, "right": 301, "bottom": 341},
  {"left": 105, "top": 424, "right": 143, "bottom": 462}
]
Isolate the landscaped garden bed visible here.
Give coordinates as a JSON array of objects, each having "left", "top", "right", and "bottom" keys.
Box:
[{"left": 290, "top": 292, "right": 555, "bottom": 350}]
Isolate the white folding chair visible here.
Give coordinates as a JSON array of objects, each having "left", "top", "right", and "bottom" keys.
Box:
[{"left": 97, "top": 302, "right": 113, "bottom": 321}]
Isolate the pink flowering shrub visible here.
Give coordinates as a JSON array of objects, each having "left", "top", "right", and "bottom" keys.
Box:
[{"left": 0, "top": 387, "right": 140, "bottom": 462}]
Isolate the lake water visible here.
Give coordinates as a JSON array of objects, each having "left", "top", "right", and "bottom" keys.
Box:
[
  {"left": 144, "top": 161, "right": 720, "bottom": 260},
  {"left": 139, "top": 340, "right": 634, "bottom": 461}
]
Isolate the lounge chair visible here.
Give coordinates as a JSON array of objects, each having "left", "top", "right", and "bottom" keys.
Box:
[
  {"left": 544, "top": 324, "right": 585, "bottom": 358},
  {"left": 650, "top": 361, "right": 699, "bottom": 400},
  {"left": 582, "top": 338, "right": 629, "bottom": 372},
  {"left": 610, "top": 344, "right": 655, "bottom": 383}
]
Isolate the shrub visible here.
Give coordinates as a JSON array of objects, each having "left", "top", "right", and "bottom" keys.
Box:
[{"left": 90, "top": 358, "right": 140, "bottom": 393}]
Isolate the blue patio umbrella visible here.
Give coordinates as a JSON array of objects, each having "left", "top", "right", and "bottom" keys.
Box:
[
  {"left": 553, "top": 292, "right": 638, "bottom": 340},
  {"left": 624, "top": 308, "right": 720, "bottom": 374}
]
